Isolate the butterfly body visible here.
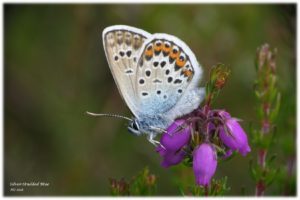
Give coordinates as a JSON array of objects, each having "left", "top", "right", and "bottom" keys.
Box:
[
  {"left": 102, "top": 25, "right": 205, "bottom": 144},
  {"left": 128, "top": 114, "right": 170, "bottom": 136}
]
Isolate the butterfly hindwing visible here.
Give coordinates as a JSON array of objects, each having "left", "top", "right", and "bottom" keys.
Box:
[
  {"left": 135, "top": 33, "right": 204, "bottom": 118},
  {"left": 102, "top": 25, "right": 152, "bottom": 116}
]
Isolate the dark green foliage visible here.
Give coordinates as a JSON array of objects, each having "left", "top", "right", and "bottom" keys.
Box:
[
  {"left": 109, "top": 167, "right": 157, "bottom": 196},
  {"left": 182, "top": 177, "right": 230, "bottom": 196}
]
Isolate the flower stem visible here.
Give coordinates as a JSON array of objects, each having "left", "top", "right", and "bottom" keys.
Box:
[
  {"left": 204, "top": 185, "right": 209, "bottom": 196},
  {"left": 255, "top": 149, "right": 267, "bottom": 196},
  {"left": 255, "top": 180, "right": 266, "bottom": 196},
  {"left": 204, "top": 94, "right": 212, "bottom": 115}
]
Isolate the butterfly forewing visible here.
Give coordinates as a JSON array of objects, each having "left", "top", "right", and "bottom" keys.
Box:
[
  {"left": 102, "top": 25, "right": 152, "bottom": 116},
  {"left": 135, "top": 33, "right": 203, "bottom": 117}
]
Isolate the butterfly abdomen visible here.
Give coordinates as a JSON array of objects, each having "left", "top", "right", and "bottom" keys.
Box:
[{"left": 137, "top": 114, "right": 172, "bottom": 135}]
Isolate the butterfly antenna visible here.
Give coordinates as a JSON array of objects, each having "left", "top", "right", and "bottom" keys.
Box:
[{"left": 86, "top": 111, "right": 133, "bottom": 122}]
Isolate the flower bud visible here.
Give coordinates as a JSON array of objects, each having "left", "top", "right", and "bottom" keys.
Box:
[
  {"left": 193, "top": 143, "right": 217, "bottom": 186},
  {"left": 160, "top": 119, "right": 191, "bottom": 151},
  {"left": 219, "top": 111, "right": 251, "bottom": 156}
]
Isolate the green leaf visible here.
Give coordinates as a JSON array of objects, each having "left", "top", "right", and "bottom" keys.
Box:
[
  {"left": 249, "top": 159, "right": 260, "bottom": 181},
  {"left": 270, "top": 93, "right": 281, "bottom": 122},
  {"left": 183, "top": 177, "right": 230, "bottom": 196},
  {"left": 267, "top": 154, "right": 277, "bottom": 164},
  {"left": 109, "top": 167, "right": 157, "bottom": 196},
  {"left": 265, "top": 168, "right": 279, "bottom": 187}
]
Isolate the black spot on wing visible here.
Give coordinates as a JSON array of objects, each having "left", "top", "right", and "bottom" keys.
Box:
[
  {"left": 174, "top": 79, "right": 182, "bottom": 84},
  {"left": 145, "top": 70, "right": 151, "bottom": 77},
  {"left": 139, "top": 78, "right": 145, "bottom": 84},
  {"left": 169, "top": 57, "right": 175, "bottom": 64},
  {"left": 153, "top": 61, "right": 159, "bottom": 67},
  {"left": 153, "top": 79, "right": 162, "bottom": 83},
  {"left": 119, "top": 51, "right": 125, "bottom": 57},
  {"left": 125, "top": 69, "right": 134, "bottom": 74},
  {"left": 139, "top": 59, "right": 144, "bottom": 67},
  {"left": 160, "top": 61, "right": 166, "bottom": 68},
  {"left": 126, "top": 50, "right": 132, "bottom": 57}
]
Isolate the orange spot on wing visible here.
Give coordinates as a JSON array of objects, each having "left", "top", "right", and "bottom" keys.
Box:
[
  {"left": 154, "top": 43, "right": 162, "bottom": 52},
  {"left": 170, "top": 47, "right": 180, "bottom": 59},
  {"left": 163, "top": 43, "right": 171, "bottom": 54},
  {"left": 176, "top": 57, "right": 186, "bottom": 68},
  {"left": 145, "top": 46, "right": 153, "bottom": 57},
  {"left": 183, "top": 69, "right": 193, "bottom": 77}
]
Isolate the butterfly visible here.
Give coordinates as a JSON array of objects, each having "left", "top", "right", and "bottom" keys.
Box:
[{"left": 94, "top": 25, "right": 204, "bottom": 145}]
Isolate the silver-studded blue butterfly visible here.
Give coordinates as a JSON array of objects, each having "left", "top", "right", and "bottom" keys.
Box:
[{"left": 98, "top": 25, "right": 205, "bottom": 145}]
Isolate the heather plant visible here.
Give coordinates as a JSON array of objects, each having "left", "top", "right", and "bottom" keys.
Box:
[{"left": 250, "top": 44, "right": 281, "bottom": 196}]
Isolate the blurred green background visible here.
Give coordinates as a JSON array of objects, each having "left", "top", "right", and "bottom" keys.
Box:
[{"left": 4, "top": 4, "right": 296, "bottom": 196}]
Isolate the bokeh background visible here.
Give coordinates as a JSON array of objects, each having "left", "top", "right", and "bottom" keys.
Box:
[{"left": 4, "top": 4, "right": 296, "bottom": 196}]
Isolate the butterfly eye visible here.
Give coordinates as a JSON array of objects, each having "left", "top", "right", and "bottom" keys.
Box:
[
  {"left": 128, "top": 120, "right": 141, "bottom": 136},
  {"left": 132, "top": 120, "right": 139, "bottom": 130}
]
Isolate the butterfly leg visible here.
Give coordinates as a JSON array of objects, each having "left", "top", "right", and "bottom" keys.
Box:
[
  {"left": 147, "top": 134, "right": 161, "bottom": 147},
  {"left": 149, "top": 126, "right": 167, "bottom": 134}
]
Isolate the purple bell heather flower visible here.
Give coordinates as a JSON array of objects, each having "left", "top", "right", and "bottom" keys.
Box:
[
  {"left": 156, "top": 146, "right": 186, "bottom": 168},
  {"left": 193, "top": 143, "right": 217, "bottom": 186},
  {"left": 219, "top": 111, "right": 251, "bottom": 156},
  {"left": 156, "top": 119, "right": 191, "bottom": 168},
  {"left": 160, "top": 119, "right": 191, "bottom": 151}
]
